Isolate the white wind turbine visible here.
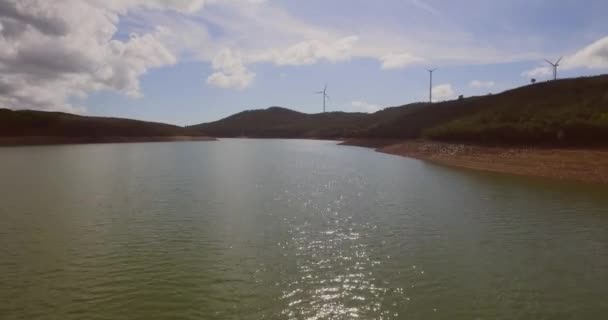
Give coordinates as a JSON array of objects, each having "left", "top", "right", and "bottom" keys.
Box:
[
  {"left": 545, "top": 57, "right": 563, "bottom": 81},
  {"left": 427, "top": 68, "right": 437, "bottom": 103},
  {"left": 315, "top": 84, "right": 330, "bottom": 113}
]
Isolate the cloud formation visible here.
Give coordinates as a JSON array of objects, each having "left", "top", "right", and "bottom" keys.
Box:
[
  {"left": 206, "top": 36, "right": 360, "bottom": 88},
  {"left": 432, "top": 84, "right": 456, "bottom": 101},
  {"left": 469, "top": 80, "right": 495, "bottom": 88},
  {"left": 351, "top": 101, "right": 383, "bottom": 113},
  {"left": 380, "top": 52, "right": 423, "bottom": 70},
  {"left": 271, "top": 36, "right": 359, "bottom": 66},
  {"left": 0, "top": 0, "right": 181, "bottom": 112},
  {"left": 207, "top": 49, "right": 255, "bottom": 89},
  {"left": 565, "top": 36, "right": 608, "bottom": 69},
  {"left": 522, "top": 37, "right": 608, "bottom": 80},
  {"left": 521, "top": 65, "right": 552, "bottom": 79}
]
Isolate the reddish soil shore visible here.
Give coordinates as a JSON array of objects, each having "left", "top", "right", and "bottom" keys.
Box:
[
  {"left": 342, "top": 139, "right": 608, "bottom": 184},
  {"left": 0, "top": 136, "right": 216, "bottom": 146}
]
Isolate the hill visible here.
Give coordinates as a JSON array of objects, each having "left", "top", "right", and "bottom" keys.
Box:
[
  {"left": 423, "top": 76, "right": 608, "bottom": 145},
  {"left": 192, "top": 75, "right": 608, "bottom": 146},
  {"left": 189, "top": 106, "right": 370, "bottom": 139},
  {"left": 0, "top": 109, "right": 213, "bottom": 145}
]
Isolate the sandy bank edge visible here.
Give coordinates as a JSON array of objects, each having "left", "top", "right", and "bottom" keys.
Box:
[
  {"left": 0, "top": 136, "right": 217, "bottom": 146},
  {"left": 341, "top": 139, "right": 608, "bottom": 184}
]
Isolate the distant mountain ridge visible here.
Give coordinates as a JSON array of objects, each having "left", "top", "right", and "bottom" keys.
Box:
[
  {"left": 191, "top": 75, "right": 608, "bottom": 146},
  {"left": 189, "top": 106, "right": 370, "bottom": 138}
]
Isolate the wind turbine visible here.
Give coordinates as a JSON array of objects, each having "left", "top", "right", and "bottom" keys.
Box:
[
  {"left": 427, "top": 69, "right": 437, "bottom": 103},
  {"left": 544, "top": 57, "right": 563, "bottom": 81},
  {"left": 315, "top": 84, "right": 330, "bottom": 113}
]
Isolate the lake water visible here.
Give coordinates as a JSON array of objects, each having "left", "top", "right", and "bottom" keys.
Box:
[{"left": 1, "top": 139, "right": 607, "bottom": 319}]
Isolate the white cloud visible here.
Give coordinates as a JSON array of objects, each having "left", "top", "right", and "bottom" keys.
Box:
[
  {"left": 521, "top": 65, "right": 553, "bottom": 79},
  {"left": 380, "top": 52, "right": 423, "bottom": 69},
  {"left": 0, "top": 0, "right": 185, "bottom": 112},
  {"left": 206, "top": 71, "right": 254, "bottom": 89},
  {"left": 207, "top": 48, "right": 254, "bottom": 89},
  {"left": 197, "top": 0, "right": 527, "bottom": 80},
  {"left": 203, "top": 35, "right": 359, "bottom": 88},
  {"left": 432, "top": 84, "right": 456, "bottom": 101},
  {"left": 469, "top": 80, "right": 495, "bottom": 88},
  {"left": 522, "top": 37, "right": 608, "bottom": 80},
  {"left": 270, "top": 36, "right": 359, "bottom": 66},
  {"left": 564, "top": 36, "right": 608, "bottom": 69},
  {"left": 92, "top": 0, "right": 266, "bottom": 14},
  {"left": 92, "top": 0, "right": 209, "bottom": 14},
  {"left": 351, "top": 101, "right": 383, "bottom": 113},
  {"left": 0, "top": 0, "right": 274, "bottom": 111}
]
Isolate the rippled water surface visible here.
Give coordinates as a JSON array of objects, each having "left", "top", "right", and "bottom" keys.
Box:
[{"left": 1, "top": 139, "right": 607, "bottom": 319}]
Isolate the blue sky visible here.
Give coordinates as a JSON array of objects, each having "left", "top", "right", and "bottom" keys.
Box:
[{"left": 2, "top": 0, "right": 608, "bottom": 125}]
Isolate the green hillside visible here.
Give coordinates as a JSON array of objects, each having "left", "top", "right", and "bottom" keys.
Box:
[
  {"left": 189, "top": 107, "right": 370, "bottom": 139},
  {"left": 0, "top": 109, "right": 203, "bottom": 138},
  {"left": 193, "top": 75, "right": 608, "bottom": 146},
  {"left": 423, "top": 76, "right": 608, "bottom": 145}
]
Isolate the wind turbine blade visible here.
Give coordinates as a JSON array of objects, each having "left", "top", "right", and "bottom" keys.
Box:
[
  {"left": 544, "top": 59, "right": 555, "bottom": 66},
  {"left": 556, "top": 56, "right": 563, "bottom": 65}
]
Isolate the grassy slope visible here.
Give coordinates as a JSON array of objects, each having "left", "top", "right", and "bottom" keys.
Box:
[
  {"left": 189, "top": 106, "right": 371, "bottom": 139},
  {"left": 423, "top": 76, "right": 608, "bottom": 145},
  {"left": 0, "top": 109, "right": 203, "bottom": 138},
  {"left": 193, "top": 75, "right": 608, "bottom": 146}
]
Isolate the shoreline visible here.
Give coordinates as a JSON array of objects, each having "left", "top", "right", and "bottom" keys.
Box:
[
  {"left": 0, "top": 136, "right": 216, "bottom": 146},
  {"left": 341, "top": 139, "right": 608, "bottom": 184},
  {"left": 4, "top": 136, "right": 608, "bottom": 184}
]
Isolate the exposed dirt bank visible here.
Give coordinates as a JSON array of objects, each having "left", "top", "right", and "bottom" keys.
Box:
[
  {"left": 0, "top": 136, "right": 216, "bottom": 146},
  {"left": 341, "top": 139, "right": 608, "bottom": 184}
]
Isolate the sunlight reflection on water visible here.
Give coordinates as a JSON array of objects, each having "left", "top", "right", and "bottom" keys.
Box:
[{"left": 276, "top": 192, "right": 405, "bottom": 319}]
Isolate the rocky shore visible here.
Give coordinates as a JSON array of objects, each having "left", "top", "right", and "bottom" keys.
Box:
[{"left": 342, "top": 139, "right": 608, "bottom": 184}]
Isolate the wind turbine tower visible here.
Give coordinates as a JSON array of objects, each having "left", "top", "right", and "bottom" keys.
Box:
[
  {"left": 427, "top": 69, "right": 437, "bottom": 103},
  {"left": 545, "top": 57, "right": 563, "bottom": 81},
  {"left": 315, "top": 84, "right": 330, "bottom": 113}
]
